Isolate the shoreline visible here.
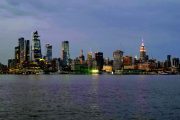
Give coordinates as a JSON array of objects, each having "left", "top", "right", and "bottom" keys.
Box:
[{"left": 1, "top": 72, "right": 180, "bottom": 75}]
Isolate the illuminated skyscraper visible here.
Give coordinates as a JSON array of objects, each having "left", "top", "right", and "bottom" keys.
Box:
[
  {"left": 45, "top": 44, "right": 52, "bottom": 62},
  {"left": 15, "top": 46, "right": 20, "bottom": 64},
  {"left": 32, "top": 31, "right": 42, "bottom": 61},
  {"left": 140, "top": 39, "right": 147, "bottom": 62},
  {"left": 19, "top": 37, "right": 25, "bottom": 63},
  {"left": 113, "top": 50, "right": 123, "bottom": 70},
  {"left": 18, "top": 38, "right": 30, "bottom": 66},
  {"left": 87, "top": 52, "right": 93, "bottom": 60},
  {"left": 61, "top": 41, "right": 70, "bottom": 66},
  {"left": 87, "top": 52, "right": 93, "bottom": 68}
]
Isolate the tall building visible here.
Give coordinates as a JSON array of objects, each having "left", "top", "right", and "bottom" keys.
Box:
[
  {"left": 104, "top": 58, "right": 110, "bottom": 65},
  {"left": 8, "top": 59, "right": 16, "bottom": 69},
  {"left": 45, "top": 44, "right": 52, "bottom": 62},
  {"left": 123, "top": 56, "right": 133, "bottom": 66},
  {"left": 95, "top": 52, "right": 104, "bottom": 71},
  {"left": 61, "top": 41, "right": 70, "bottom": 66},
  {"left": 19, "top": 37, "right": 25, "bottom": 63},
  {"left": 113, "top": 50, "right": 123, "bottom": 70},
  {"left": 172, "top": 58, "right": 179, "bottom": 68},
  {"left": 79, "top": 49, "right": 85, "bottom": 64},
  {"left": 87, "top": 52, "right": 93, "bottom": 69},
  {"left": 25, "top": 40, "right": 30, "bottom": 62},
  {"left": 15, "top": 46, "right": 20, "bottom": 64},
  {"left": 87, "top": 52, "right": 93, "bottom": 60},
  {"left": 18, "top": 38, "right": 30, "bottom": 66},
  {"left": 32, "top": 31, "right": 42, "bottom": 61},
  {"left": 167, "top": 55, "right": 171, "bottom": 67},
  {"left": 139, "top": 40, "right": 147, "bottom": 62}
]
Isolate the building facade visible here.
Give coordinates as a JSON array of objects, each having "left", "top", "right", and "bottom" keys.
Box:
[
  {"left": 32, "top": 31, "right": 42, "bottom": 62},
  {"left": 95, "top": 52, "right": 104, "bottom": 71},
  {"left": 45, "top": 44, "right": 52, "bottom": 62},
  {"left": 61, "top": 41, "right": 70, "bottom": 66},
  {"left": 15, "top": 46, "right": 20, "bottom": 64},
  {"left": 123, "top": 56, "right": 133, "bottom": 66},
  {"left": 25, "top": 40, "right": 30, "bottom": 62},
  {"left": 172, "top": 58, "right": 179, "bottom": 68},
  {"left": 79, "top": 49, "right": 85, "bottom": 64},
  {"left": 19, "top": 37, "right": 25, "bottom": 64},
  {"left": 87, "top": 52, "right": 93, "bottom": 69},
  {"left": 139, "top": 40, "right": 147, "bottom": 62},
  {"left": 113, "top": 50, "right": 123, "bottom": 70},
  {"left": 167, "top": 55, "right": 171, "bottom": 67}
]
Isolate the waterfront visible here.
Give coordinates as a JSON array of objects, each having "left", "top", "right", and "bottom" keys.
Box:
[{"left": 0, "top": 75, "right": 180, "bottom": 120}]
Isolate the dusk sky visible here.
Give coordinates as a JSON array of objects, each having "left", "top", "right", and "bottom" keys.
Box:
[{"left": 0, "top": 0, "right": 180, "bottom": 64}]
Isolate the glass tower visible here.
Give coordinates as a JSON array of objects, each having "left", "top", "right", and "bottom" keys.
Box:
[
  {"left": 45, "top": 44, "right": 52, "bottom": 62},
  {"left": 61, "top": 41, "right": 70, "bottom": 66},
  {"left": 19, "top": 37, "right": 25, "bottom": 64},
  {"left": 25, "top": 40, "right": 30, "bottom": 62},
  {"left": 32, "top": 31, "right": 42, "bottom": 62}
]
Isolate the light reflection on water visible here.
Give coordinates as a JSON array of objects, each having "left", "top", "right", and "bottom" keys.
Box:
[{"left": 0, "top": 75, "right": 180, "bottom": 120}]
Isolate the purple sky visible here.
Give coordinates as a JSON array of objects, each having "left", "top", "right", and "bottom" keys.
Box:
[{"left": 0, "top": 0, "right": 180, "bottom": 64}]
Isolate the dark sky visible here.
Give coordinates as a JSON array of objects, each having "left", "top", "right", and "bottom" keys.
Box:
[{"left": 0, "top": 0, "right": 180, "bottom": 64}]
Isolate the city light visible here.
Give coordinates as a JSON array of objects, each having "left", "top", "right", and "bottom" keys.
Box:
[
  {"left": 0, "top": 31, "right": 179, "bottom": 75},
  {"left": 91, "top": 69, "right": 99, "bottom": 74}
]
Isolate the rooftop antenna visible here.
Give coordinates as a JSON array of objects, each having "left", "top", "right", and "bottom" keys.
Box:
[{"left": 141, "top": 36, "right": 144, "bottom": 46}]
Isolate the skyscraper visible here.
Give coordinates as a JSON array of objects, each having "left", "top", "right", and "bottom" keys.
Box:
[
  {"left": 87, "top": 52, "right": 93, "bottom": 69},
  {"left": 167, "top": 55, "right": 171, "bottom": 67},
  {"left": 15, "top": 46, "right": 20, "bottom": 64},
  {"left": 172, "top": 58, "right": 179, "bottom": 68},
  {"left": 61, "top": 41, "right": 70, "bottom": 66},
  {"left": 18, "top": 38, "right": 30, "bottom": 66},
  {"left": 79, "top": 49, "right": 85, "bottom": 64},
  {"left": 95, "top": 52, "right": 104, "bottom": 71},
  {"left": 139, "top": 40, "right": 147, "bottom": 62},
  {"left": 32, "top": 31, "right": 42, "bottom": 62},
  {"left": 19, "top": 37, "right": 25, "bottom": 63},
  {"left": 113, "top": 50, "right": 123, "bottom": 70},
  {"left": 25, "top": 40, "right": 30, "bottom": 62},
  {"left": 45, "top": 44, "right": 52, "bottom": 62}
]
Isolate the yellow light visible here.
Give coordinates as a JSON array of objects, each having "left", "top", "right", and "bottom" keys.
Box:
[
  {"left": 91, "top": 69, "right": 99, "bottom": 73},
  {"left": 39, "top": 58, "right": 45, "bottom": 61}
]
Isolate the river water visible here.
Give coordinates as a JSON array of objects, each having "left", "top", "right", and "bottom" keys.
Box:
[{"left": 0, "top": 75, "right": 180, "bottom": 120}]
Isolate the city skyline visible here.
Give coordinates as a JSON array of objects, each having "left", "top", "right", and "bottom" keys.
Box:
[
  {"left": 7, "top": 32, "right": 180, "bottom": 64},
  {"left": 0, "top": 0, "right": 180, "bottom": 64},
  {"left": 5, "top": 34, "right": 179, "bottom": 75}
]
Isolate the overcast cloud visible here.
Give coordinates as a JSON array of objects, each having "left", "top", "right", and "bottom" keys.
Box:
[{"left": 0, "top": 0, "right": 180, "bottom": 64}]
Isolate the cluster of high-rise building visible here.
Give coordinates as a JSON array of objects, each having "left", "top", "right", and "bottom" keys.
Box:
[
  {"left": 3, "top": 31, "right": 180, "bottom": 74},
  {"left": 8, "top": 31, "right": 53, "bottom": 73},
  {"left": 8, "top": 31, "right": 43, "bottom": 68}
]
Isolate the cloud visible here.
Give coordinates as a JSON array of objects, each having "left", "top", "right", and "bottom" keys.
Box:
[{"left": 0, "top": 0, "right": 180, "bottom": 64}]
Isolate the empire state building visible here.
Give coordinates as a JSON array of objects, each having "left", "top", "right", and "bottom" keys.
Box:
[{"left": 139, "top": 40, "right": 147, "bottom": 62}]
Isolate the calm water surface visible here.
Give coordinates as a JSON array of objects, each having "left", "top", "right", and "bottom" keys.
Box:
[{"left": 0, "top": 75, "right": 180, "bottom": 120}]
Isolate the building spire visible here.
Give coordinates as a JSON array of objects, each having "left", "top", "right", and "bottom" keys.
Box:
[
  {"left": 139, "top": 37, "right": 147, "bottom": 62},
  {"left": 141, "top": 37, "right": 144, "bottom": 47}
]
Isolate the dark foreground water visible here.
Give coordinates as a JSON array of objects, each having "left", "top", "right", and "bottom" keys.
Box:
[{"left": 0, "top": 75, "right": 180, "bottom": 120}]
